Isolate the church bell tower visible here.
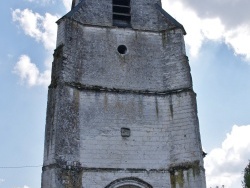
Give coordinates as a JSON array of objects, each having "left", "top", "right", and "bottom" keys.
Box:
[{"left": 42, "top": 0, "right": 206, "bottom": 187}]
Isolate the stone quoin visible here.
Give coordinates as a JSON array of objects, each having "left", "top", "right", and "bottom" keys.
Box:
[{"left": 41, "top": 0, "right": 207, "bottom": 187}]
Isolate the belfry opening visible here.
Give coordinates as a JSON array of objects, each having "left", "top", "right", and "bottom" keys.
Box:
[{"left": 113, "top": 0, "right": 131, "bottom": 27}]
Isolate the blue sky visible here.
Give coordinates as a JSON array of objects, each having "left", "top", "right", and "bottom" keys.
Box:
[{"left": 0, "top": 0, "right": 250, "bottom": 187}]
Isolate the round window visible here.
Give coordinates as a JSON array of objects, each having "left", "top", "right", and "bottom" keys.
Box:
[{"left": 117, "top": 45, "right": 128, "bottom": 55}]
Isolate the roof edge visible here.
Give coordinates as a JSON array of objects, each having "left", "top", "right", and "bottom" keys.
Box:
[
  {"left": 56, "top": 0, "right": 85, "bottom": 23},
  {"left": 155, "top": 3, "right": 187, "bottom": 35}
]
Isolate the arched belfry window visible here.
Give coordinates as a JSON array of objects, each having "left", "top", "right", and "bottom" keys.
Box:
[
  {"left": 117, "top": 186, "right": 140, "bottom": 188},
  {"left": 105, "top": 177, "right": 153, "bottom": 188},
  {"left": 113, "top": 0, "right": 131, "bottom": 27}
]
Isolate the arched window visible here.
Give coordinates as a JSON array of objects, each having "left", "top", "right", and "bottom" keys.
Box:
[
  {"left": 113, "top": 0, "right": 131, "bottom": 27},
  {"left": 118, "top": 186, "right": 141, "bottom": 188},
  {"left": 105, "top": 177, "right": 153, "bottom": 188}
]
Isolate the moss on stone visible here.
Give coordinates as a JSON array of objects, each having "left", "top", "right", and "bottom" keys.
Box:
[
  {"left": 60, "top": 168, "right": 83, "bottom": 188},
  {"left": 169, "top": 160, "right": 202, "bottom": 188}
]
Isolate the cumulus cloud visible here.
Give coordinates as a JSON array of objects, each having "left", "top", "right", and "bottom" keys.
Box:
[
  {"left": 176, "top": 0, "right": 250, "bottom": 28},
  {"left": 162, "top": 1, "right": 223, "bottom": 57},
  {"left": 162, "top": 0, "right": 250, "bottom": 60},
  {"left": 13, "top": 55, "right": 51, "bottom": 87},
  {"left": 63, "top": 0, "right": 72, "bottom": 12},
  {"left": 225, "top": 25, "right": 250, "bottom": 60},
  {"left": 12, "top": 9, "right": 58, "bottom": 87},
  {"left": 12, "top": 8, "right": 58, "bottom": 51},
  {"left": 204, "top": 125, "right": 250, "bottom": 188}
]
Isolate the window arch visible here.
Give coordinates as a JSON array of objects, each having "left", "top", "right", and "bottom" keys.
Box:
[
  {"left": 117, "top": 186, "right": 141, "bottom": 188},
  {"left": 105, "top": 177, "right": 153, "bottom": 188}
]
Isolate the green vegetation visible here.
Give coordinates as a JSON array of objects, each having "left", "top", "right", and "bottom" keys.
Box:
[{"left": 242, "top": 161, "right": 250, "bottom": 188}]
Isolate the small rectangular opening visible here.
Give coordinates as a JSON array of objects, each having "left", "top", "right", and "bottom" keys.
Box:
[
  {"left": 113, "top": 0, "right": 131, "bottom": 28},
  {"left": 121, "top": 128, "right": 131, "bottom": 137}
]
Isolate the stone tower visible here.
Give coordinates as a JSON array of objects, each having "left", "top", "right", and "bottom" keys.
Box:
[{"left": 42, "top": 0, "right": 206, "bottom": 187}]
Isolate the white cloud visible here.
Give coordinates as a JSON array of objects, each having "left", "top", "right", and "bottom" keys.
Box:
[
  {"left": 162, "top": 1, "right": 224, "bottom": 57},
  {"left": 15, "top": 186, "right": 30, "bottom": 188},
  {"left": 63, "top": 0, "right": 72, "bottom": 12},
  {"left": 175, "top": 0, "right": 250, "bottom": 29},
  {"left": 13, "top": 55, "right": 50, "bottom": 87},
  {"left": 162, "top": 0, "right": 250, "bottom": 61},
  {"left": 12, "top": 9, "right": 57, "bottom": 87},
  {"left": 0, "top": 179, "right": 5, "bottom": 184},
  {"left": 225, "top": 24, "right": 250, "bottom": 60},
  {"left": 204, "top": 125, "right": 250, "bottom": 188},
  {"left": 12, "top": 8, "right": 58, "bottom": 51}
]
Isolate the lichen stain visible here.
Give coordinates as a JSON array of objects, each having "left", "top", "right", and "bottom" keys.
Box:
[
  {"left": 170, "top": 170, "right": 184, "bottom": 188},
  {"left": 170, "top": 173, "right": 176, "bottom": 188},
  {"left": 168, "top": 95, "right": 174, "bottom": 120},
  {"left": 61, "top": 169, "right": 83, "bottom": 188},
  {"left": 138, "top": 96, "right": 144, "bottom": 117},
  {"left": 169, "top": 161, "right": 202, "bottom": 188},
  {"left": 169, "top": 104, "right": 173, "bottom": 120},
  {"left": 135, "top": 30, "right": 138, "bottom": 40},
  {"left": 104, "top": 93, "right": 108, "bottom": 111},
  {"left": 162, "top": 31, "right": 167, "bottom": 48},
  {"left": 191, "top": 161, "right": 201, "bottom": 178},
  {"left": 73, "top": 89, "right": 80, "bottom": 111},
  {"left": 114, "top": 99, "right": 123, "bottom": 110},
  {"left": 72, "top": 89, "right": 80, "bottom": 129},
  {"left": 187, "top": 170, "right": 190, "bottom": 184},
  {"left": 155, "top": 96, "right": 159, "bottom": 119},
  {"left": 125, "top": 101, "right": 137, "bottom": 121}
]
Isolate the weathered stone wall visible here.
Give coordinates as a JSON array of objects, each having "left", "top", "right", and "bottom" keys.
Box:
[
  {"left": 55, "top": 19, "right": 190, "bottom": 92},
  {"left": 82, "top": 168, "right": 206, "bottom": 188},
  {"left": 42, "top": 1, "right": 206, "bottom": 187},
  {"left": 43, "top": 85, "right": 206, "bottom": 187},
  {"left": 69, "top": 0, "right": 168, "bottom": 31},
  {"left": 77, "top": 90, "right": 201, "bottom": 169}
]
